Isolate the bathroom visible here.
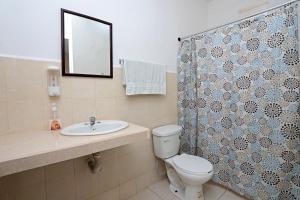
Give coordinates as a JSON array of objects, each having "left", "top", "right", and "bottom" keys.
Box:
[{"left": 0, "top": 0, "right": 299, "bottom": 200}]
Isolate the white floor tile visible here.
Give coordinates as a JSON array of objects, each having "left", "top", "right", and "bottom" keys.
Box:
[
  {"left": 130, "top": 179, "right": 247, "bottom": 200},
  {"left": 203, "top": 182, "right": 226, "bottom": 200},
  {"left": 218, "top": 191, "right": 246, "bottom": 200},
  {"left": 148, "top": 179, "right": 177, "bottom": 200},
  {"left": 129, "top": 189, "right": 161, "bottom": 200}
]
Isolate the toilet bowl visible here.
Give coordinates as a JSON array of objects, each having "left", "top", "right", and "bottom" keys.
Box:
[{"left": 152, "top": 125, "right": 214, "bottom": 200}]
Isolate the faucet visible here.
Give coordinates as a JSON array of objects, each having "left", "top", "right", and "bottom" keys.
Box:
[{"left": 89, "top": 116, "right": 96, "bottom": 126}]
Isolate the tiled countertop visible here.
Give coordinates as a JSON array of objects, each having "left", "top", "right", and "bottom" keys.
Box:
[{"left": 0, "top": 123, "right": 150, "bottom": 177}]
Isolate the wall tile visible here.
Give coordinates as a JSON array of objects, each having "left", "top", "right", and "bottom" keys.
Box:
[
  {"left": 5, "top": 59, "right": 47, "bottom": 101},
  {"left": 5, "top": 167, "right": 46, "bottom": 200},
  {"left": 8, "top": 181, "right": 46, "bottom": 200},
  {"left": 0, "top": 193, "right": 8, "bottom": 200},
  {"left": 119, "top": 180, "right": 136, "bottom": 200},
  {"left": 118, "top": 139, "right": 156, "bottom": 184},
  {"left": 0, "top": 57, "right": 177, "bottom": 199},
  {"left": 135, "top": 169, "right": 162, "bottom": 192},
  {"left": 7, "top": 100, "right": 47, "bottom": 131},
  {"left": 0, "top": 57, "right": 12, "bottom": 100},
  {"left": 72, "top": 99, "right": 96, "bottom": 123},
  {"left": 45, "top": 160, "right": 76, "bottom": 200},
  {"left": 97, "top": 153, "right": 119, "bottom": 194},
  {"left": 115, "top": 96, "right": 150, "bottom": 127},
  {"left": 60, "top": 77, "right": 73, "bottom": 99},
  {"left": 0, "top": 176, "right": 6, "bottom": 195},
  {"left": 96, "top": 97, "right": 119, "bottom": 120},
  {"left": 95, "top": 69, "right": 125, "bottom": 99},
  {"left": 45, "top": 160, "right": 74, "bottom": 180},
  {"left": 0, "top": 100, "right": 8, "bottom": 134},
  {"left": 72, "top": 78, "right": 96, "bottom": 100},
  {"left": 4, "top": 167, "right": 45, "bottom": 191},
  {"left": 47, "top": 99, "right": 73, "bottom": 128},
  {"left": 74, "top": 156, "right": 99, "bottom": 200}
]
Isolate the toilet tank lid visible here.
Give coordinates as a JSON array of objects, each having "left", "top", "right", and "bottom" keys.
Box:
[{"left": 152, "top": 125, "right": 182, "bottom": 137}]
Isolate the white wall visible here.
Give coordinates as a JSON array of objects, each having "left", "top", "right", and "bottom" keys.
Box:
[
  {"left": 206, "top": 0, "right": 292, "bottom": 30},
  {"left": 0, "top": 0, "right": 208, "bottom": 72}
]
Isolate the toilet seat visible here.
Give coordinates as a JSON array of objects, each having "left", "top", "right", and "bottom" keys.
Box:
[{"left": 173, "top": 154, "right": 213, "bottom": 175}]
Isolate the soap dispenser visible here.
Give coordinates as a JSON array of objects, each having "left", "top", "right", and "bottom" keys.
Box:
[
  {"left": 49, "top": 103, "right": 62, "bottom": 131},
  {"left": 47, "top": 65, "right": 60, "bottom": 97}
]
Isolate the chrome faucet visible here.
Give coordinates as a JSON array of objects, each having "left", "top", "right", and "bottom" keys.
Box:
[{"left": 89, "top": 116, "right": 96, "bottom": 126}]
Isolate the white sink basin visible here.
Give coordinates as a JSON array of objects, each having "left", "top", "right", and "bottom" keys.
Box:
[{"left": 61, "top": 120, "right": 128, "bottom": 136}]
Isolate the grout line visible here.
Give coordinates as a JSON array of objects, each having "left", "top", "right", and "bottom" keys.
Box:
[
  {"left": 217, "top": 190, "right": 228, "bottom": 200},
  {"left": 148, "top": 188, "right": 164, "bottom": 200},
  {"left": 43, "top": 167, "right": 48, "bottom": 200},
  {"left": 147, "top": 180, "right": 167, "bottom": 200}
]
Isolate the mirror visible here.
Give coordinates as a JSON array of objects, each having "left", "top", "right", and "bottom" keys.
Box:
[{"left": 61, "top": 9, "right": 113, "bottom": 78}]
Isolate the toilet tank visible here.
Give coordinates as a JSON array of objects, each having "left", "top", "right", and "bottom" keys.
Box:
[{"left": 152, "top": 125, "right": 182, "bottom": 159}]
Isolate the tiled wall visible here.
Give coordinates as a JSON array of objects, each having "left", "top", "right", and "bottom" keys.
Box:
[{"left": 0, "top": 57, "right": 178, "bottom": 200}]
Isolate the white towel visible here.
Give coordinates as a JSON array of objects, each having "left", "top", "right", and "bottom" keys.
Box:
[{"left": 122, "top": 59, "right": 166, "bottom": 95}]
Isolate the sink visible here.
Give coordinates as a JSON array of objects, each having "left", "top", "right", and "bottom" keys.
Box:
[{"left": 61, "top": 120, "right": 128, "bottom": 136}]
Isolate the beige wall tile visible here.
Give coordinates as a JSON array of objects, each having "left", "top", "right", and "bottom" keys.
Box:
[
  {"left": 135, "top": 169, "right": 163, "bottom": 192},
  {"left": 0, "top": 57, "right": 12, "bottom": 100},
  {"left": 95, "top": 69, "right": 125, "bottom": 99},
  {"left": 0, "top": 193, "right": 8, "bottom": 200},
  {"left": 45, "top": 160, "right": 74, "bottom": 180},
  {"left": 0, "top": 100, "right": 8, "bottom": 134},
  {"left": 4, "top": 167, "right": 45, "bottom": 190},
  {"left": 72, "top": 99, "right": 96, "bottom": 123},
  {"left": 4, "top": 167, "right": 45, "bottom": 200},
  {"left": 5, "top": 59, "right": 47, "bottom": 101},
  {"left": 10, "top": 182, "right": 46, "bottom": 200},
  {"left": 115, "top": 96, "right": 150, "bottom": 127},
  {"left": 72, "top": 78, "right": 96, "bottom": 100},
  {"left": 97, "top": 151, "right": 119, "bottom": 193},
  {"left": 60, "top": 77, "right": 73, "bottom": 99},
  {"left": 114, "top": 144, "right": 130, "bottom": 157},
  {"left": 156, "top": 159, "right": 167, "bottom": 177},
  {"left": 7, "top": 100, "right": 47, "bottom": 131},
  {"left": 96, "top": 98, "right": 119, "bottom": 120},
  {"left": 74, "top": 156, "right": 99, "bottom": 200},
  {"left": 0, "top": 177, "right": 6, "bottom": 195},
  {"left": 45, "top": 160, "right": 76, "bottom": 200},
  {"left": 48, "top": 99, "right": 73, "bottom": 128},
  {"left": 118, "top": 139, "right": 156, "bottom": 184},
  {"left": 119, "top": 180, "right": 136, "bottom": 200},
  {"left": 1, "top": 57, "right": 179, "bottom": 200}
]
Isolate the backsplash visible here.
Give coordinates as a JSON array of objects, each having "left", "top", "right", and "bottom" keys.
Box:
[{"left": 0, "top": 56, "right": 177, "bottom": 134}]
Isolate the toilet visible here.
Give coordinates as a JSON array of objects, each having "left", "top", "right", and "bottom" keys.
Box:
[{"left": 152, "top": 125, "right": 213, "bottom": 200}]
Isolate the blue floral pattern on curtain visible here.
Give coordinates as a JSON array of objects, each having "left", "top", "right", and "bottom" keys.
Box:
[{"left": 177, "top": 2, "right": 299, "bottom": 199}]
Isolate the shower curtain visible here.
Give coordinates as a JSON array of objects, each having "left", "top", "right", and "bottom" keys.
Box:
[{"left": 177, "top": 2, "right": 299, "bottom": 200}]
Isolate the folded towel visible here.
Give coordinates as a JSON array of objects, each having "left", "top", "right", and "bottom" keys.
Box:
[{"left": 122, "top": 59, "right": 166, "bottom": 95}]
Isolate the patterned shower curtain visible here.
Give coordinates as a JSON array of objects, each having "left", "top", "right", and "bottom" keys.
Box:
[{"left": 177, "top": 2, "right": 299, "bottom": 200}]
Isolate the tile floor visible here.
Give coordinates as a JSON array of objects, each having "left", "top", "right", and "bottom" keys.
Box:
[{"left": 129, "top": 179, "right": 247, "bottom": 200}]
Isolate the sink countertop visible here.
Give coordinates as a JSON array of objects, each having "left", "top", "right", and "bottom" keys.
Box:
[{"left": 0, "top": 123, "right": 150, "bottom": 177}]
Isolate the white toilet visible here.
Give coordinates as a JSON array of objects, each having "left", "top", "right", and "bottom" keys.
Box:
[{"left": 152, "top": 125, "right": 213, "bottom": 200}]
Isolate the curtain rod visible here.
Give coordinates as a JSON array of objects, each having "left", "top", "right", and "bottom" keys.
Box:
[{"left": 177, "top": 0, "right": 299, "bottom": 42}]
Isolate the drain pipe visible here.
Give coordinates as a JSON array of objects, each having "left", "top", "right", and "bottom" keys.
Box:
[{"left": 87, "top": 152, "right": 102, "bottom": 174}]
